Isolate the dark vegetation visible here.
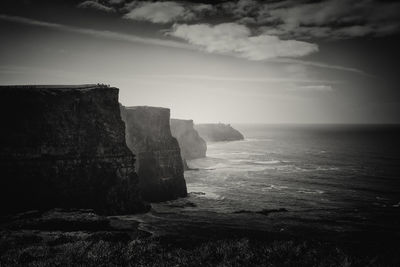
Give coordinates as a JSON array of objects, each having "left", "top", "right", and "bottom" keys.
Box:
[
  {"left": 1, "top": 209, "right": 400, "bottom": 267},
  {"left": 1, "top": 233, "right": 400, "bottom": 266}
]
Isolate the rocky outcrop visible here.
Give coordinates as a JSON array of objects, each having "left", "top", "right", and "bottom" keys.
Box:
[
  {"left": 195, "top": 123, "right": 244, "bottom": 142},
  {"left": 120, "top": 106, "right": 187, "bottom": 202},
  {"left": 170, "top": 119, "right": 207, "bottom": 160},
  {"left": 0, "top": 84, "right": 148, "bottom": 215}
]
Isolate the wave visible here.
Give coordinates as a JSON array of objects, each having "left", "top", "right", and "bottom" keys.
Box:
[
  {"left": 239, "top": 138, "right": 274, "bottom": 142},
  {"left": 209, "top": 152, "right": 265, "bottom": 157},
  {"left": 230, "top": 159, "right": 281, "bottom": 165},
  {"left": 297, "top": 188, "right": 325, "bottom": 194},
  {"left": 204, "top": 163, "right": 228, "bottom": 170},
  {"left": 315, "top": 166, "right": 340, "bottom": 171},
  {"left": 253, "top": 160, "right": 281, "bottom": 165},
  {"left": 275, "top": 166, "right": 340, "bottom": 174},
  {"left": 189, "top": 192, "right": 206, "bottom": 196},
  {"left": 262, "top": 185, "right": 289, "bottom": 191},
  {"left": 187, "top": 186, "right": 225, "bottom": 200},
  {"left": 187, "top": 157, "right": 229, "bottom": 170},
  {"left": 233, "top": 208, "right": 288, "bottom": 216}
]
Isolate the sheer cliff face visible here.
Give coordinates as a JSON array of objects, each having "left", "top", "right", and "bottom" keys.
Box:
[
  {"left": 195, "top": 123, "right": 244, "bottom": 142},
  {"left": 0, "top": 85, "right": 148, "bottom": 215},
  {"left": 120, "top": 106, "right": 187, "bottom": 202},
  {"left": 170, "top": 119, "right": 207, "bottom": 160}
]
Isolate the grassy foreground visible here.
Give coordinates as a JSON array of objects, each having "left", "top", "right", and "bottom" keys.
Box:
[
  {"left": 1, "top": 233, "right": 400, "bottom": 267},
  {"left": 1, "top": 209, "right": 399, "bottom": 266}
]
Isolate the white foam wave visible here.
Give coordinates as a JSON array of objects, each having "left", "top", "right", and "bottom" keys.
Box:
[
  {"left": 373, "top": 202, "right": 387, "bottom": 208},
  {"left": 187, "top": 157, "right": 229, "bottom": 170},
  {"left": 315, "top": 166, "right": 340, "bottom": 171},
  {"left": 240, "top": 138, "right": 273, "bottom": 142},
  {"left": 297, "top": 188, "right": 325, "bottom": 194},
  {"left": 253, "top": 160, "right": 281, "bottom": 165},
  {"left": 262, "top": 184, "right": 289, "bottom": 191},
  {"left": 209, "top": 151, "right": 264, "bottom": 157},
  {"left": 187, "top": 186, "right": 225, "bottom": 200},
  {"left": 278, "top": 166, "right": 340, "bottom": 173},
  {"left": 204, "top": 163, "right": 228, "bottom": 170},
  {"left": 375, "top": 196, "right": 389, "bottom": 201}
]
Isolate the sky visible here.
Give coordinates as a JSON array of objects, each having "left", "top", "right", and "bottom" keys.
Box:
[{"left": 0, "top": 0, "right": 399, "bottom": 124}]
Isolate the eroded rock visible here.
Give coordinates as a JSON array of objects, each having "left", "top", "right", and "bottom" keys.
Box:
[
  {"left": 0, "top": 85, "right": 148, "bottom": 215},
  {"left": 121, "top": 106, "right": 187, "bottom": 202},
  {"left": 170, "top": 119, "right": 207, "bottom": 160}
]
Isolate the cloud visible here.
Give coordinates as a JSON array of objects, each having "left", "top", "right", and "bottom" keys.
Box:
[
  {"left": 74, "top": 0, "right": 400, "bottom": 38},
  {"left": 288, "top": 85, "right": 333, "bottom": 92},
  {"left": 167, "top": 22, "right": 318, "bottom": 60},
  {"left": 223, "top": 0, "right": 400, "bottom": 39},
  {"left": 74, "top": 0, "right": 399, "bottom": 38},
  {"left": 221, "top": 0, "right": 259, "bottom": 18},
  {"left": 77, "top": 1, "right": 115, "bottom": 13},
  {"left": 0, "top": 13, "right": 366, "bottom": 74},
  {"left": 128, "top": 73, "right": 341, "bottom": 84},
  {"left": 271, "top": 58, "right": 371, "bottom": 76},
  {"left": 107, "top": 0, "right": 125, "bottom": 4},
  {"left": 191, "top": 3, "right": 213, "bottom": 12},
  {"left": 123, "top": 1, "right": 213, "bottom": 23},
  {"left": 124, "top": 1, "right": 193, "bottom": 23},
  {"left": 0, "top": 14, "right": 191, "bottom": 50}
]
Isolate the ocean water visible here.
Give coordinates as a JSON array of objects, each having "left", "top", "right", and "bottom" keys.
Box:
[{"left": 125, "top": 124, "right": 400, "bottom": 242}]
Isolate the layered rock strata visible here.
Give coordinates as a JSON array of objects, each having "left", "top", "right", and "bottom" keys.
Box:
[
  {"left": 0, "top": 84, "right": 147, "bottom": 215},
  {"left": 121, "top": 106, "right": 187, "bottom": 202},
  {"left": 170, "top": 119, "right": 207, "bottom": 160}
]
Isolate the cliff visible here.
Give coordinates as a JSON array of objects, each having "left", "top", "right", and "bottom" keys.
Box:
[
  {"left": 0, "top": 84, "right": 148, "bottom": 215},
  {"left": 170, "top": 119, "right": 207, "bottom": 160},
  {"left": 195, "top": 123, "right": 244, "bottom": 142},
  {"left": 120, "top": 106, "right": 187, "bottom": 202}
]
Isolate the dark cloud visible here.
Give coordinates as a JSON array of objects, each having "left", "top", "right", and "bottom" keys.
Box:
[
  {"left": 70, "top": 0, "right": 400, "bottom": 39},
  {"left": 122, "top": 1, "right": 214, "bottom": 23},
  {"left": 62, "top": 0, "right": 396, "bottom": 61},
  {"left": 72, "top": 0, "right": 216, "bottom": 22},
  {"left": 223, "top": 0, "right": 400, "bottom": 39},
  {"left": 77, "top": 1, "right": 115, "bottom": 12},
  {"left": 2, "top": 0, "right": 399, "bottom": 62}
]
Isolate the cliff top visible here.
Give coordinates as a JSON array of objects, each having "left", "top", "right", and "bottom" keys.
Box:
[
  {"left": 196, "top": 123, "right": 232, "bottom": 126},
  {"left": 194, "top": 123, "right": 244, "bottom": 142},
  {"left": 0, "top": 84, "right": 115, "bottom": 92},
  {"left": 124, "top": 105, "right": 170, "bottom": 112},
  {"left": 171, "top": 118, "right": 194, "bottom": 123}
]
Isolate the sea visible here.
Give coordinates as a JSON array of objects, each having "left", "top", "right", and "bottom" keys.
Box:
[{"left": 125, "top": 124, "right": 400, "bottom": 244}]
